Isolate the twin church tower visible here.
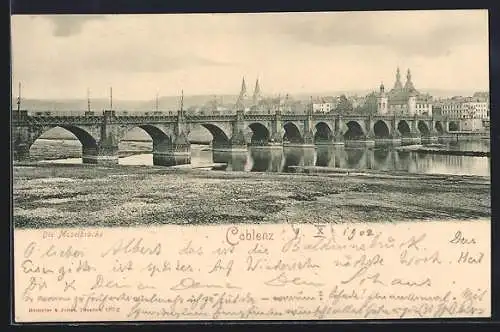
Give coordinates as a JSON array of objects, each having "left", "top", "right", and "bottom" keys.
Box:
[
  {"left": 376, "top": 67, "right": 433, "bottom": 116},
  {"left": 235, "top": 77, "right": 262, "bottom": 110}
]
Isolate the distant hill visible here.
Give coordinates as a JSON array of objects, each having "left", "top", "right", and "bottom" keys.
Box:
[
  {"left": 12, "top": 95, "right": 240, "bottom": 112},
  {"left": 12, "top": 89, "right": 485, "bottom": 112}
]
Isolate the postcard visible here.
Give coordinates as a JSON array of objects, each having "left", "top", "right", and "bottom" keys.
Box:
[{"left": 11, "top": 10, "right": 491, "bottom": 322}]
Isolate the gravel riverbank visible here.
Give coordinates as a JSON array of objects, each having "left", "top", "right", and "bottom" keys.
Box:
[{"left": 12, "top": 163, "right": 490, "bottom": 229}]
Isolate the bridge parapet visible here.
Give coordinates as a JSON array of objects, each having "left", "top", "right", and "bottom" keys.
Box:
[
  {"left": 13, "top": 115, "right": 103, "bottom": 125},
  {"left": 112, "top": 115, "right": 178, "bottom": 124},
  {"left": 243, "top": 114, "right": 275, "bottom": 122},
  {"left": 280, "top": 114, "right": 309, "bottom": 121},
  {"left": 185, "top": 115, "right": 237, "bottom": 122}
]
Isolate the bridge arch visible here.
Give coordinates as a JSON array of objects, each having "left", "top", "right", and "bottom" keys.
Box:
[
  {"left": 314, "top": 122, "right": 333, "bottom": 142},
  {"left": 117, "top": 124, "right": 175, "bottom": 159},
  {"left": 283, "top": 122, "right": 303, "bottom": 143},
  {"left": 435, "top": 121, "right": 444, "bottom": 134},
  {"left": 373, "top": 120, "right": 390, "bottom": 138},
  {"left": 30, "top": 125, "right": 99, "bottom": 148},
  {"left": 343, "top": 120, "right": 365, "bottom": 140},
  {"left": 120, "top": 124, "right": 173, "bottom": 142},
  {"left": 397, "top": 120, "right": 411, "bottom": 136},
  {"left": 248, "top": 122, "right": 270, "bottom": 145},
  {"left": 417, "top": 121, "right": 430, "bottom": 136},
  {"left": 201, "top": 123, "right": 231, "bottom": 147},
  {"left": 449, "top": 121, "right": 459, "bottom": 131},
  {"left": 28, "top": 125, "right": 99, "bottom": 160}
]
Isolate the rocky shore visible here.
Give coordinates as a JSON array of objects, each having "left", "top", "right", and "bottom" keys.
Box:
[{"left": 12, "top": 163, "right": 490, "bottom": 229}]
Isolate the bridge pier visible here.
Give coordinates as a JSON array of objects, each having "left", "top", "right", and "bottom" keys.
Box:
[
  {"left": 269, "top": 121, "right": 284, "bottom": 143},
  {"left": 315, "top": 129, "right": 344, "bottom": 146},
  {"left": 298, "top": 112, "right": 315, "bottom": 147},
  {"left": 421, "top": 127, "right": 440, "bottom": 144},
  {"left": 266, "top": 110, "right": 285, "bottom": 148},
  {"left": 330, "top": 115, "right": 345, "bottom": 145},
  {"left": 211, "top": 132, "right": 248, "bottom": 152},
  {"left": 401, "top": 117, "right": 423, "bottom": 144},
  {"left": 80, "top": 111, "right": 120, "bottom": 165},
  {"left": 149, "top": 110, "right": 192, "bottom": 166},
  {"left": 12, "top": 141, "right": 30, "bottom": 162},
  {"left": 332, "top": 134, "right": 344, "bottom": 145},
  {"left": 152, "top": 133, "right": 191, "bottom": 166},
  {"left": 375, "top": 118, "right": 402, "bottom": 145},
  {"left": 229, "top": 130, "right": 248, "bottom": 151},
  {"left": 212, "top": 109, "right": 249, "bottom": 152},
  {"left": 12, "top": 123, "right": 34, "bottom": 162},
  {"left": 267, "top": 131, "right": 284, "bottom": 147},
  {"left": 82, "top": 144, "right": 119, "bottom": 165},
  {"left": 303, "top": 130, "right": 315, "bottom": 146}
]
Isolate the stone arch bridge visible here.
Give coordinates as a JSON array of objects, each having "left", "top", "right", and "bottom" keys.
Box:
[{"left": 12, "top": 109, "right": 457, "bottom": 166}]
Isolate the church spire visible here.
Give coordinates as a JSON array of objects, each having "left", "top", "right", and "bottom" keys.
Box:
[
  {"left": 236, "top": 76, "right": 248, "bottom": 109},
  {"left": 252, "top": 78, "right": 261, "bottom": 105},
  {"left": 393, "top": 67, "right": 403, "bottom": 91},
  {"left": 239, "top": 77, "right": 247, "bottom": 98},
  {"left": 404, "top": 68, "right": 415, "bottom": 92}
]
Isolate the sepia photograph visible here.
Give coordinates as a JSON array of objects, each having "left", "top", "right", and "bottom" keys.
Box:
[{"left": 11, "top": 10, "right": 491, "bottom": 322}]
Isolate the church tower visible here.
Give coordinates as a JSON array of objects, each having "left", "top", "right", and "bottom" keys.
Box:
[
  {"left": 404, "top": 69, "right": 416, "bottom": 92},
  {"left": 408, "top": 91, "right": 417, "bottom": 116},
  {"left": 377, "top": 82, "right": 388, "bottom": 115},
  {"left": 392, "top": 67, "right": 403, "bottom": 91},
  {"left": 235, "top": 77, "right": 248, "bottom": 111},
  {"left": 252, "top": 78, "right": 262, "bottom": 106},
  {"left": 405, "top": 69, "right": 417, "bottom": 115}
]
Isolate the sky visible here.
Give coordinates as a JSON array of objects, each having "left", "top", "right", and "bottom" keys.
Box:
[{"left": 11, "top": 10, "right": 489, "bottom": 100}]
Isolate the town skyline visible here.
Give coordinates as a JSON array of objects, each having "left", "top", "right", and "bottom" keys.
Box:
[
  {"left": 12, "top": 11, "right": 489, "bottom": 99},
  {"left": 12, "top": 71, "right": 490, "bottom": 104}
]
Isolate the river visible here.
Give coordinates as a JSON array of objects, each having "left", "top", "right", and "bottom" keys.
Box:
[{"left": 29, "top": 138, "right": 490, "bottom": 177}]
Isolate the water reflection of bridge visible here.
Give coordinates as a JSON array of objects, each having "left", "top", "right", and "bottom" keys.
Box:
[{"left": 208, "top": 145, "right": 488, "bottom": 174}]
